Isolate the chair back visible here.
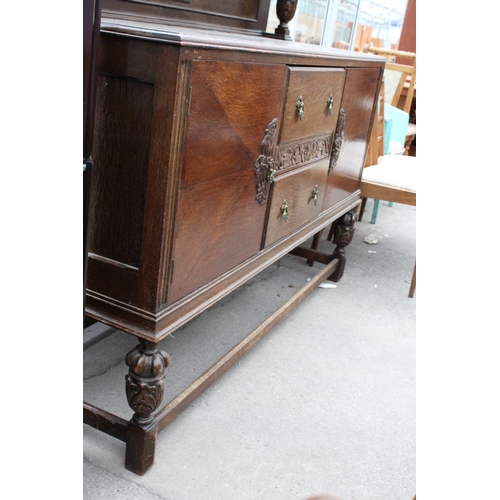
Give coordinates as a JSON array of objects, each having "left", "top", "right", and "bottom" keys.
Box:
[
  {"left": 363, "top": 46, "right": 416, "bottom": 114},
  {"left": 365, "top": 79, "right": 385, "bottom": 167}
]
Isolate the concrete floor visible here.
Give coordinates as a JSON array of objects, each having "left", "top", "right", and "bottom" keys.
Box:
[{"left": 83, "top": 198, "right": 416, "bottom": 500}]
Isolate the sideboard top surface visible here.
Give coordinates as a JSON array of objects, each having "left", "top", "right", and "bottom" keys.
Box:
[{"left": 100, "top": 17, "right": 385, "bottom": 67}]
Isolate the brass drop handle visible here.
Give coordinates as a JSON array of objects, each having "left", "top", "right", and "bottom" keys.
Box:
[
  {"left": 327, "top": 94, "right": 334, "bottom": 115},
  {"left": 281, "top": 199, "right": 289, "bottom": 222},
  {"left": 296, "top": 96, "right": 305, "bottom": 121},
  {"left": 312, "top": 185, "right": 319, "bottom": 206}
]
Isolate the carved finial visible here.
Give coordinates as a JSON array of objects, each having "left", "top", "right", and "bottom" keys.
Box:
[{"left": 275, "top": 0, "right": 298, "bottom": 40}]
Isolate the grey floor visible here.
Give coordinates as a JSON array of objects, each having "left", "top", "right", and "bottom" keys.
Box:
[{"left": 83, "top": 198, "right": 416, "bottom": 500}]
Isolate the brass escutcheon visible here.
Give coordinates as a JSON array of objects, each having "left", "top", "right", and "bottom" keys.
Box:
[
  {"left": 281, "top": 199, "right": 289, "bottom": 221},
  {"left": 327, "top": 94, "right": 334, "bottom": 115},
  {"left": 312, "top": 185, "right": 319, "bottom": 206},
  {"left": 296, "top": 96, "right": 305, "bottom": 121}
]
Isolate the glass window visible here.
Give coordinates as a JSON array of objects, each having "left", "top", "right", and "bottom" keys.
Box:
[
  {"left": 266, "top": 0, "right": 408, "bottom": 51},
  {"left": 266, "top": 0, "right": 329, "bottom": 45}
]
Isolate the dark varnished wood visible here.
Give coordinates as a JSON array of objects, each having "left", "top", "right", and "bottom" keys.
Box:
[
  {"left": 280, "top": 68, "right": 346, "bottom": 144},
  {"left": 84, "top": 0, "right": 101, "bottom": 324},
  {"left": 84, "top": 8, "right": 384, "bottom": 475},
  {"left": 322, "top": 67, "right": 382, "bottom": 211},
  {"left": 181, "top": 60, "right": 287, "bottom": 188},
  {"left": 84, "top": 251, "right": 343, "bottom": 474},
  {"left": 83, "top": 402, "right": 128, "bottom": 442},
  {"left": 86, "top": 35, "right": 383, "bottom": 338},
  {"left": 90, "top": 75, "right": 154, "bottom": 268},
  {"left": 86, "top": 192, "right": 362, "bottom": 341},
  {"left": 168, "top": 59, "right": 287, "bottom": 304},
  {"left": 169, "top": 168, "right": 268, "bottom": 304},
  {"left": 265, "top": 160, "right": 329, "bottom": 247},
  {"left": 87, "top": 36, "right": 182, "bottom": 312},
  {"left": 156, "top": 255, "right": 339, "bottom": 433},
  {"left": 102, "top": 0, "right": 271, "bottom": 33}
]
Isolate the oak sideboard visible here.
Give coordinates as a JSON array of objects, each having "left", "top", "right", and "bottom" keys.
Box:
[{"left": 84, "top": 0, "right": 384, "bottom": 474}]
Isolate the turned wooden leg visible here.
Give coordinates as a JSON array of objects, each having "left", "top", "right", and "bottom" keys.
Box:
[
  {"left": 124, "top": 339, "right": 170, "bottom": 475},
  {"left": 358, "top": 197, "right": 367, "bottom": 222},
  {"left": 328, "top": 210, "right": 356, "bottom": 282},
  {"left": 308, "top": 228, "right": 324, "bottom": 267}
]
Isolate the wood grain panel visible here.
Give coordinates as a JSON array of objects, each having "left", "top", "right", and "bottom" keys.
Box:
[
  {"left": 168, "top": 168, "right": 268, "bottom": 304},
  {"left": 182, "top": 60, "right": 287, "bottom": 187},
  {"left": 264, "top": 160, "right": 329, "bottom": 247},
  {"left": 322, "top": 67, "right": 381, "bottom": 211},
  {"left": 280, "top": 68, "right": 345, "bottom": 144},
  {"left": 102, "top": 0, "right": 271, "bottom": 32},
  {"left": 90, "top": 75, "right": 154, "bottom": 267}
]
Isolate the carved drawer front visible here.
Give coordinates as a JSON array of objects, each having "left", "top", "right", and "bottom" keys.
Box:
[
  {"left": 264, "top": 159, "right": 329, "bottom": 248},
  {"left": 280, "top": 67, "right": 346, "bottom": 145}
]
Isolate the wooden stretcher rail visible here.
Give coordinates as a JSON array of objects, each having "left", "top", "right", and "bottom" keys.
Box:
[{"left": 84, "top": 255, "right": 339, "bottom": 451}]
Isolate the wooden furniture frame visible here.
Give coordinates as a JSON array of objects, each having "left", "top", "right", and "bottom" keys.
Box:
[
  {"left": 358, "top": 82, "right": 416, "bottom": 297},
  {"left": 363, "top": 46, "right": 416, "bottom": 155},
  {"left": 363, "top": 46, "right": 416, "bottom": 114},
  {"left": 84, "top": 0, "right": 385, "bottom": 475}
]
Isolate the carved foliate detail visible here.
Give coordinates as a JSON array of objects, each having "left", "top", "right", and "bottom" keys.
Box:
[
  {"left": 329, "top": 108, "right": 346, "bottom": 174},
  {"left": 333, "top": 210, "right": 357, "bottom": 254},
  {"left": 125, "top": 340, "right": 170, "bottom": 426},
  {"left": 276, "top": 135, "right": 331, "bottom": 171},
  {"left": 255, "top": 118, "right": 278, "bottom": 205}
]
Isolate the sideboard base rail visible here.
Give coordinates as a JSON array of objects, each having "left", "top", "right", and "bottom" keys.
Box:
[{"left": 84, "top": 253, "right": 340, "bottom": 475}]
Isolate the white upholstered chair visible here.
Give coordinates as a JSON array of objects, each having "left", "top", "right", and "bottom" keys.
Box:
[{"left": 359, "top": 86, "right": 417, "bottom": 297}]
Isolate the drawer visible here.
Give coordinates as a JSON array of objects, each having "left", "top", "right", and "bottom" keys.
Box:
[
  {"left": 280, "top": 67, "right": 346, "bottom": 144},
  {"left": 264, "top": 159, "right": 329, "bottom": 247}
]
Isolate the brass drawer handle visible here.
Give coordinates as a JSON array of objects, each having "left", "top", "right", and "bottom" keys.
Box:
[
  {"left": 281, "top": 199, "right": 289, "bottom": 221},
  {"left": 312, "top": 185, "right": 319, "bottom": 206},
  {"left": 296, "top": 96, "right": 305, "bottom": 121},
  {"left": 327, "top": 94, "right": 334, "bottom": 115}
]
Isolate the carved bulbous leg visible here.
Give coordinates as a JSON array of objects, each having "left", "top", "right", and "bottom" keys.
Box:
[
  {"left": 329, "top": 210, "right": 357, "bottom": 282},
  {"left": 124, "top": 339, "right": 170, "bottom": 475},
  {"left": 125, "top": 340, "right": 170, "bottom": 426}
]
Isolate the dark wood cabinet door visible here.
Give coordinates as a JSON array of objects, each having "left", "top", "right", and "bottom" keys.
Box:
[
  {"left": 322, "top": 67, "right": 381, "bottom": 212},
  {"left": 168, "top": 59, "right": 287, "bottom": 305}
]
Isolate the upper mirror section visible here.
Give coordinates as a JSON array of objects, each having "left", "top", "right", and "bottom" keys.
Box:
[{"left": 101, "top": 0, "right": 272, "bottom": 33}]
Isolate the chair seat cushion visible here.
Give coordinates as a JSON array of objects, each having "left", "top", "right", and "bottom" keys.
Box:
[
  {"left": 362, "top": 155, "right": 417, "bottom": 192},
  {"left": 406, "top": 122, "right": 417, "bottom": 136}
]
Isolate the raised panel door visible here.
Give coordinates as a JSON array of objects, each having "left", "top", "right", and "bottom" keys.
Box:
[
  {"left": 322, "top": 67, "right": 381, "bottom": 211},
  {"left": 168, "top": 59, "right": 287, "bottom": 305}
]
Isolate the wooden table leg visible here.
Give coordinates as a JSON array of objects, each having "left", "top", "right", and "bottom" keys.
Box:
[
  {"left": 329, "top": 210, "right": 357, "bottom": 282},
  {"left": 124, "top": 339, "right": 170, "bottom": 475},
  {"left": 307, "top": 228, "right": 324, "bottom": 267}
]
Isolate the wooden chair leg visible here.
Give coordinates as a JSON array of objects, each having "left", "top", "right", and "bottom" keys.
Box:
[
  {"left": 358, "top": 196, "right": 367, "bottom": 222},
  {"left": 408, "top": 261, "right": 416, "bottom": 298}
]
